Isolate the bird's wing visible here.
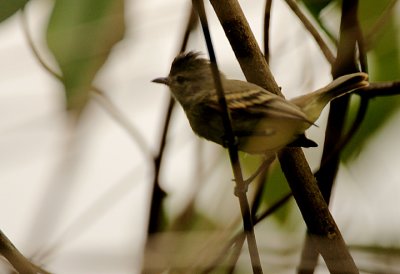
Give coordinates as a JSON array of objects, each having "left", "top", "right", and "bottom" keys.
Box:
[{"left": 207, "top": 79, "right": 313, "bottom": 124}]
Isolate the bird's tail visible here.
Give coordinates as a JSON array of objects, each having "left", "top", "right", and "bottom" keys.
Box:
[{"left": 290, "top": 72, "right": 369, "bottom": 123}]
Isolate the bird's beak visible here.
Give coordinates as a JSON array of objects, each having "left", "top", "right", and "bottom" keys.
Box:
[{"left": 152, "top": 77, "right": 169, "bottom": 85}]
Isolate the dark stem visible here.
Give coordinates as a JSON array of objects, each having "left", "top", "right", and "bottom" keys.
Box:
[
  {"left": 300, "top": 0, "right": 363, "bottom": 272},
  {"left": 146, "top": 98, "right": 174, "bottom": 234},
  {"left": 263, "top": 0, "right": 273, "bottom": 63},
  {"left": 203, "top": 190, "right": 293, "bottom": 274},
  {"left": 146, "top": 6, "right": 198, "bottom": 236},
  {"left": 0, "top": 230, "right": 51, "bottom": 274},
  {"left": 284, "top": 0, "right": 335, "bottom": 65},
  {"left": 361, "top": 81, "right": 400, "bottom": 97},
  {"left": 209, "top": 0, "right": 358, "bottom": 273},
  {"left": 193, "top": 1, "right": 263, "bottom": 273}
]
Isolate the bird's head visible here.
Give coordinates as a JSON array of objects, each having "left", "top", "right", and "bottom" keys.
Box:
[{"left": 152, "top": 52, "right": 222, "bottom": 105}]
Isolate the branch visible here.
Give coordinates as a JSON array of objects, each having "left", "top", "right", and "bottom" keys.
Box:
[
  {"left": 146, "top": 5, "right": 198, "bottom": 234},
  {"left": 0, "top": 230, "right": 51, "bottom": 274},
  {"left": 263, "top": 0, "right": 273, "bottom": 63},
  {"left": 209, "top": 0, "right": 358, "bottom": 273},
  {"left": 301, "top": 0, "right": 364, "bottom": 273},
  {"left": 361, "top": 81, "right": 400, "bottom": 97},
  {"left": 193, "top": 1, "right": 263, "bottom": 273},
  {"left": 284, "top": 0, "right": 335, "bottom": 65}
]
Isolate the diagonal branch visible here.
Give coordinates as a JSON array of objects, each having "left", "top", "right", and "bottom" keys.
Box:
[
  {"left": 209, "top": 0, "right": 358, "bottom": 273},
  {"left": 0, "top": 230, "right": 51, "bottom": 274},
  {"left": 284, "top": 0, "right": 335, "bottom": 65}
]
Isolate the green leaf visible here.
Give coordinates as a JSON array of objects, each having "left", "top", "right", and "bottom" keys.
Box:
[
  {"left": 46, "top": 0, "right": 125, "bottom": 115},
  {"left": 301, "top": 0, "right": 333, "bottom": 18},
  {"left": 0, "top": 0, "right": 29, "bottom": 22},
  {"left": 343, "top": 2, "right": 400, "bottom": 161}
]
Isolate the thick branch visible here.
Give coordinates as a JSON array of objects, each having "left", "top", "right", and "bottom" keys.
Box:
[
  {"left": 209, "top": 0, "right": 358, "bottom": 272},
  {"left": 301, "top": 1, "right": 364, "bottom": 273}
]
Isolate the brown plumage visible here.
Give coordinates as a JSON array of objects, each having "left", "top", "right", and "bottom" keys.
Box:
[{"left": 153, "top": 52, "right": 369, "bottom": 154}]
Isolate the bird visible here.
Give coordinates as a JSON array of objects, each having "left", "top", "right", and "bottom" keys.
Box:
[{"left": 152, "top": 52, "right": 369, "bottom": 154}]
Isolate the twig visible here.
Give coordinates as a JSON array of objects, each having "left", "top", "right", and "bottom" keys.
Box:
[
  {"left": 250, "top": 158, "right": 274, "bottom": 219},
  {"left": 361, "top": 81, "right": 400, "bottom": 97},
  {"left": 0, "top": 230, "right": 51, "bottom": 274},
  {"left": 209, "top": 0, "right": 358, "bottom": 273},
  {"left": 146, "top": 6, "right": 198, "bottom": 234},
  {"left": 192, "top": 1, "right": 263, "bottom": 273},
  {"left": 263, "top": 0, "right": 273, "bottom": 63},
  {"left": 203, "top": 190, "right": 293, "bottom": 273},
  {"left": 284, "top": 0, "right": 335, "bottom": 65},
  {"left": 146, "top": 6, "right": 198, "bottom": 235},
  {"left": 92, "top": 87, "right": 153, "bottom": 159},
  {"left": 254, "top": 192, "right": 292, "bottom": 223}
]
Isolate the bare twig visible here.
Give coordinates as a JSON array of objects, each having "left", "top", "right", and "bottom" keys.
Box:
[
  {"left": 0, "top": 230, "right": 51, "bottom": 274},
  {"left": 192, "top": 1, "right": 263, "bottom": 273},
  {"left": 263, "top": 0, "right": 273, "bottom": 63},
  {"left": 204, "top": 190, "right": 294, "bottom": 273},
  {"left": 146, "top": 6, "right": 198, "bottom": 235},
  {"left": 284, "top": 0, "right": 335, "bottom": 65},
  {"left": 361, "top": 81, "right": 400, "bottom": 97}
]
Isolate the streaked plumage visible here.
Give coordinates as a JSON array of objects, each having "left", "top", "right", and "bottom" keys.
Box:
[{"left": 152, "top": 52, "right": 369, "bottom": 154}]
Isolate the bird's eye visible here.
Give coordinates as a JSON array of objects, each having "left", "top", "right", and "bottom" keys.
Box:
[{"left": 176, "top": 75, "right": 187, "bottom": 84}]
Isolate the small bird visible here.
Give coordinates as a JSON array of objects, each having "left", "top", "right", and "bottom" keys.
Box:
[{"left": 152, "top": 52, "right": 369, "bottom": 154}]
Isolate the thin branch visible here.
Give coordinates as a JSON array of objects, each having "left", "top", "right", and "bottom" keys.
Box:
[
  {"left": 284, "top": 0, "right": 335, "bottom": 65},
  {"left": 203, "top": 190, "right": 294, "bottom": 274},
  {"left": 360, "top": 81, "right": 400, "bottom": 97},
  {"left": 91, "top": 87, "right": 153, "bottom": 160},
  {"left": 0, "top": 230, "right": 51, "bottom": 274},
  {"left": 254, "top": 192, "right": 292, "bottom": 223},
  {"left": 263, "top": 0, "right": 273, "bottom": 63},
  {"left": 146, "top": 6, "right": 198, "bottom": 235},
  {"left": 193, "top": 1, "right": 263, "bottom": 273},
  {"left": 32, "top": 167, "right": 142, "bottom": 263},
  {"left": 209, "top": 0, "right": 358, "bottom": 273},
  {"left": 250, "top": 158, "right": 274, "bottom": 219},
  {"left": 20, "top": 9, "right": 62, "bottom": 80}
]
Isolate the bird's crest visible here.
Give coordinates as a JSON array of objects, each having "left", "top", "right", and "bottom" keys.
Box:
[{"left": 170, "top": 51, "right": 209, "bottom": 75}]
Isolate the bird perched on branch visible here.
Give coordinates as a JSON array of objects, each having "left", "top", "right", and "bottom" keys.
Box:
[{"left": 152, "top": 52, "right": 369, "bottom": 154}]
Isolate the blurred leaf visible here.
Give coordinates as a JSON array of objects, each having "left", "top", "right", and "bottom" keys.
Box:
[
  {"left": 342, "top": 2, "right": 400, "bottom": 161},
  {"left": 46, "top": 0, "right": 125, "bottom": 115},
  {"left": 302, "top": 0, "right": 333, "bottom": 17},
  {"left": 0, "top": 0, "right": 29, "bottom": 22},
  {"left": 261, "top": 162, "right": 294, "bottom": 224}
]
